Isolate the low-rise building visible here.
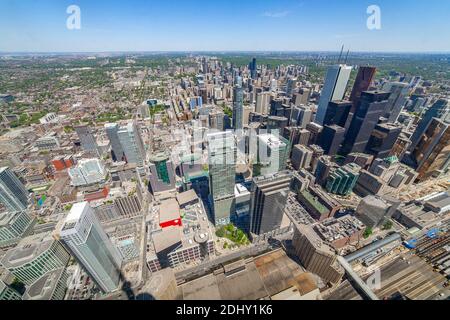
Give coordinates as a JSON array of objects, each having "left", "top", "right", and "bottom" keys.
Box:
[{"left": 314, "top": 215, "right": 365, "bottom": 249}]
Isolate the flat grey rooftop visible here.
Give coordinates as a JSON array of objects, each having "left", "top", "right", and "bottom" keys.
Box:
[{"left": 0, "top": 232, "right": 54, "bottom": 269}]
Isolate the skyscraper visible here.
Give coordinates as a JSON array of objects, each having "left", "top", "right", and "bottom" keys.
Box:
[
  {"left": 255, "top": 91, "right": 271, "bottom": 115},
  {"left": 409, "top": 98, "right": 449, "bottom": 151},
  {"left": 294, "top": 88, "right": 311, "bottom": 106},
  {"left": 291, "top": 145, "right": 313, "bottom": 171},
  {"left": 249, "top": 170, "right": 292, "bottom": 236},
  {"left": 316, "top": 64, "right": 352, "bottom": 125},
  {"left": 74, "top": 125, "right": 100, "bottom": 157},
  {"left": 0, "top": 167, "right": 29, "bottom": 212},
  {"left": 256, "top": 133, "right": 290, "bottom": 176},
  {"left": 291, "top": 105, "right": 313, "bottom": 128},
  {"left": 366, "top": 123, "right": 402, "bottom": 159},
  {"left": 207, "top": 131, "right": 236, "bottom": 226},
  {"left": 286, "top": 77, "right": 297, "bottom": 96},
  {"left": 291, "top": 222, "right": 344, "bottom": 285},
  {"left": 249, "top": 57, "right": 257, "bottom": 80},
  {"left": 319, "top": 125, "right": 346, "bottom": 156},
  {"left": 382, "top": 82, "right": 409, "bottom": 123},
  {"left": 55, "top": 202, "right": 123, "bottom": 293},
  {"left": 232, "top": 76, "right": 244, "bottom": 130},
  {"left": 349, "top": 66, "right": 377, "bottom": 111},
  {"left": 270, "top": 79, "right": 277, "bottom": 92},
  {"left": 408, "top": 118, "right": 450, "bottom": 181},
  {"left": 1, "top": 232, "right": 70, "bottom": 287},
  {"left": 148, "top": 151, "right": 176, "bottom": 194},
  {"left": 322, "top": 100, "right": 352, "bottom": 127},
  {"left": 267, "top": 116, "right": 289, "bottom": 134},
  {"left": 105, "top": 123, "right": 125, "bottom": 162},
  {"left": 340, "top": 91, "right": 390, "bottom": 155},
  {"left": 117, "top": 122, "right": 146, "bottom": 166}
]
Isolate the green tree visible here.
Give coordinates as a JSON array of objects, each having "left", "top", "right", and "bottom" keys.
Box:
[
  {"left": 383, "top": 220, "right": 393, "bottom": 230},
  {"left": 363, "top": 228, "right": 373, "bottom": 239},
  {"left": 215, "top": 228, "right": 225, "bottom": 238}
]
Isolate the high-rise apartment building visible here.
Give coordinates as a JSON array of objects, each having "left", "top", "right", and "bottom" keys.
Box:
[
  {"left": 291, "top": 145, "right": 313, "bottom": 171},
  {"left": 249, "top": 58, "right": 257, "bottom": 80},
  {"left": 286, "top": 78, "right": 297, "bottom": 96},
  {"left": 207, "top": 131, "right": 236, "bottom": 226},
  {"left": 1, "top": 232, "right": 70, "bottom": 286},
  {"left": 0, "top": 210, "right": 35, "bottom": 248},
  {"left": 255, "top": 92, "right": 271, "bottom": 115},
  {"left": 294, "top": 88, "right": 311, "bottom": 106},
  {"left": 0, "top": 281, "right": 22, "bottom": 300},
  {"left": 232, "top": 77, "right": 244, "bottom": 130}
]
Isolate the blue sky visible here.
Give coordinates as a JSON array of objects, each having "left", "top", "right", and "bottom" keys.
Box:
[{"left": 0, "top": 0, "right": 449, "bottom": 52}]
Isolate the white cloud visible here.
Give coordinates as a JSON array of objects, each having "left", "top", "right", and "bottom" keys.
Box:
[{"left": 262, "top": 11, "right": 291, "bottom": 18}]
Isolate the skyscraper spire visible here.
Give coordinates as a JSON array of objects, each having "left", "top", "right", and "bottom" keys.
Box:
[
  {"left": 338, "top": 44, "right": 344, "bottom": 64},
  {"left": 344, "top": 49, "right": 350, "bottom": 64}
]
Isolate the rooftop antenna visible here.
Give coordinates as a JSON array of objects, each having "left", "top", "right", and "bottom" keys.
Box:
[
  {"left": 337, "top": 44, "right": 344, "bottom": 64},
  {"left": 344, "top": 49, "right": 350, "bottom": 65}
]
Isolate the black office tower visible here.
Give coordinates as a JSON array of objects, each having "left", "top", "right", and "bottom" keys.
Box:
[
  {"left": 340, "top": 91, "right": 390, "bottom": 155},
  {"left": 366, "top": 123, "right": 402, "bottom": 159},
  {"left": 270, "top": 99, "right": 284, "bottom": 116},
  {"left": 323, "top": 100, "right": 352, "bottom": 127},
  {"left": 320, "top": 125, "right": 346, "bottom": 156},
  {"left": 250, "top": 57, "right": 257, "bottom": 80},
  {"left": 249, "top": 171, "right": 292, "bottom": 236},
  {"left": 349, "top": 66, "right": 377, "bottom": 111},
  {"left": 346, "top": 66, "right": 377, "bottom": 129}
]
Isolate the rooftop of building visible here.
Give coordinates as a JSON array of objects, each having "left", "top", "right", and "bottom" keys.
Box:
[
  {"left": 176, "top": 189, "right": 199, "bottom": 207},
  {"left": 149, "top": 151, "right": 170, "bottom": 163},
  {"left": 24, "top": 267, "right": 65, "bottom": 300},
  {"left": 62, "top": 201, "right": 88, "bottom": 228},
  {"left": 181, "top": 249, "right": 318, "bottom": 300},
  {"left": 0, "top": 166, "right": 9, "bottom": 174},
  {"left": 299, "top": 189, "right": 329, "bottom": 215},
  {"left": 314, "top": 215, "right": 365, "bottom": 244},
  {"left": 235, "top": 183, "right": 250, "bottom": 197},
  {"left": 159, "top": 198, "right": 181, "bottom": 224},
  {"left": 422, "top": 192, "right": 450, "bottom": 212},
  {"left": 359, "top": 195, "right": 394, "bottom": 209},
  {"left": 0, "top": 210, "right": 29, "bottom": 228},
  {"left": 293, "top": 222, "right": 336, "bottom": 255},
  {"left": 152, "top": 226, "right": 182, "bottom": 253},
  {"left": 147, "top": 196, "right": 213, "bottom": 259},
  {"left": 258, "top": 133, "right": 287, "bottom": 148},
  {"left": 0, "top": 232, "right": 55, "bottom": 269}
]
